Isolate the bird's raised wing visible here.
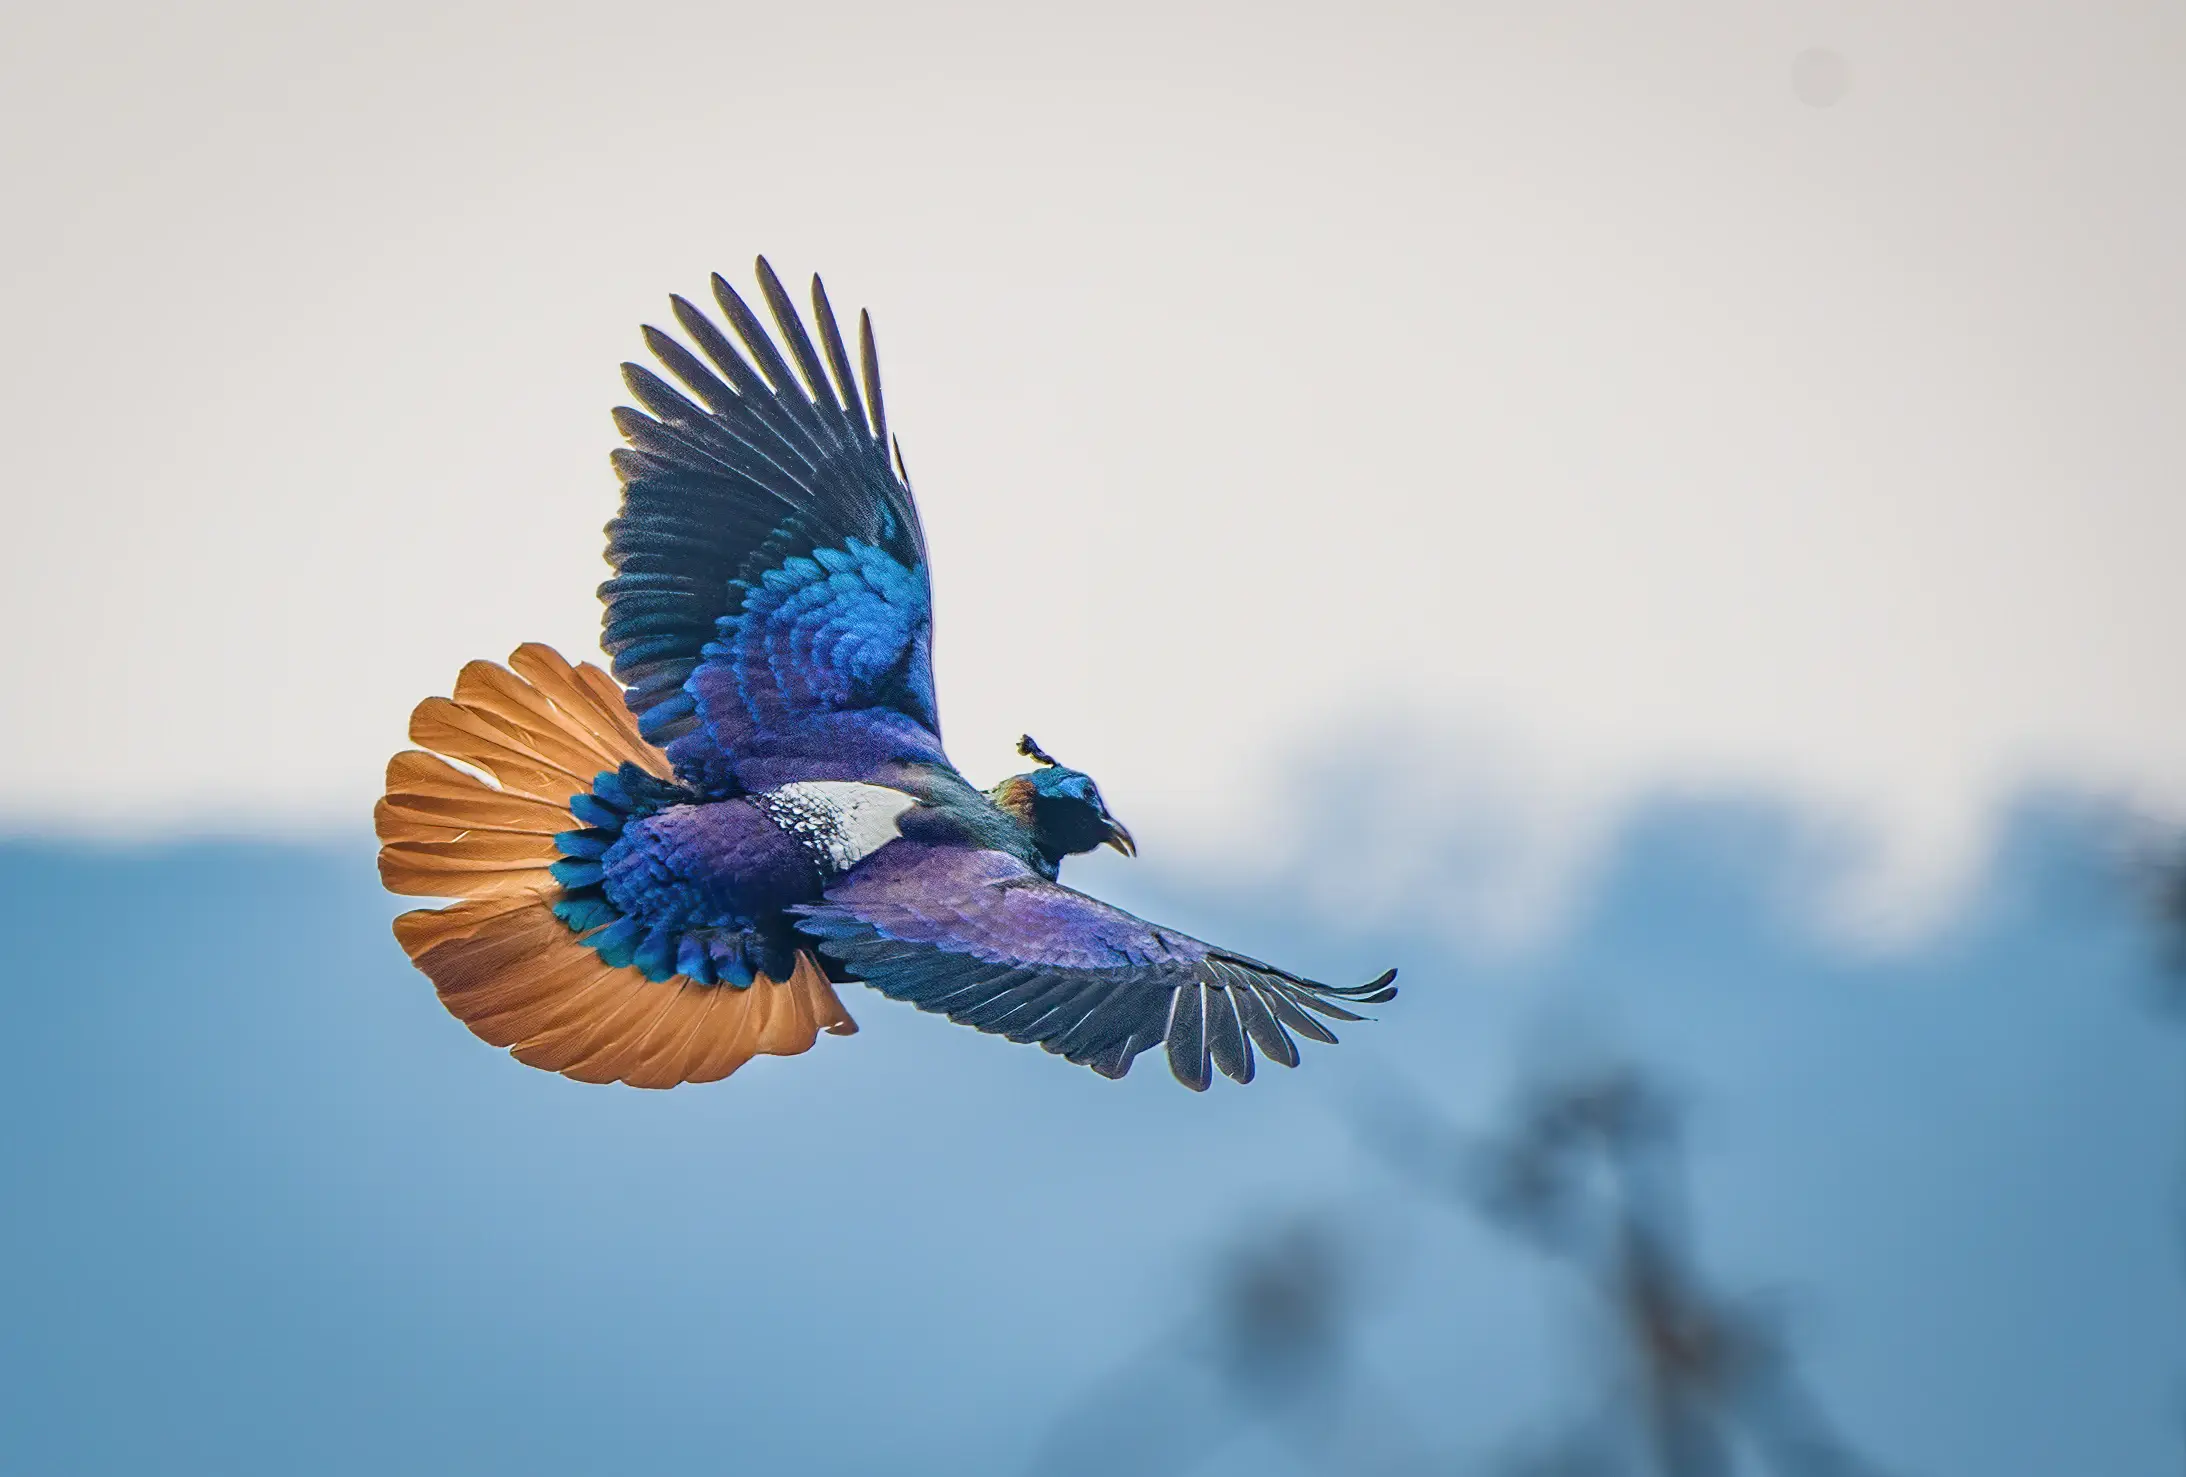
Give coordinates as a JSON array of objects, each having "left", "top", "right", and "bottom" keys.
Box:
[
  {"left": 792, "top": 844, "right": 1397, "bottom": 1090},
  {"left": 602, "top": 258, "right": 944, "bottom": 795}
]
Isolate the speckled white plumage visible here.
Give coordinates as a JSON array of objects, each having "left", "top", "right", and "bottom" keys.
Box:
[{"left": 754, "top": 781, "right": 918, "bottom": 876}]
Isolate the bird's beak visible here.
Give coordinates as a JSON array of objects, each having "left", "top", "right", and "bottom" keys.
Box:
[{"left": 1102, "top": 816, "right": 1137, "bottom": 857}]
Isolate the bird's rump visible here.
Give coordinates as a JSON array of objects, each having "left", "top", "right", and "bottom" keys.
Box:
[
  {"left": 377, "top": 643, "right": 857, "bottom": 1088},
  {"left": 794, "top": 843, "right": 1397, "bottom": 1090}
]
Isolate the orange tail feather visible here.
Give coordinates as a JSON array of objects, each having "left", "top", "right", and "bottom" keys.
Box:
[{"left": 379, "top": 645, "right": 856, "bottom": 1088}]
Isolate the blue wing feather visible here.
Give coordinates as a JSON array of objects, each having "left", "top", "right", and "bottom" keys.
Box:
[
  {"left": 599, "top": 259, "right": 936, "bottom": 788},
  {"left": 663, "top": 536, "right": 943, "bottom": 791}
]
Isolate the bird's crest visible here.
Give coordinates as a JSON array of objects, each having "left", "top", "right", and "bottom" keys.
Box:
[{"left": 1017, "top": 734, "right": 1060, "bottom": 768}]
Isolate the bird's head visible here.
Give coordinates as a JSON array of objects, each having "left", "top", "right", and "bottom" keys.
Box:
[{"left": 990, "top": 734, "right": 1136, "bottom": 865}]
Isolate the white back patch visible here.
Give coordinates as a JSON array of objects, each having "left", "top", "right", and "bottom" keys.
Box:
[{"left": 756, "top": 781, "right": 918, "bottom": 875}]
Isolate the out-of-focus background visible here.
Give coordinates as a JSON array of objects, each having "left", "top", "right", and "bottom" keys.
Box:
[{"left": 3, "top": 3, "right": 2182, "bottom": 1473}]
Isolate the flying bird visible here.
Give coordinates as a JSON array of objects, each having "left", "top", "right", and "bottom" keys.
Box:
[{"left": 378, "top": 259, "right": 1396, "bottom": 1090}]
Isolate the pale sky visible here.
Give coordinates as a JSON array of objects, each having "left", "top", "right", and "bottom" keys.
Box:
[{"left": 4, "top": 0, "right": 2181, "bottom": 942}]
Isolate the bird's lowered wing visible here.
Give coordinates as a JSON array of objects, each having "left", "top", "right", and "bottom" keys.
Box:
[
  {"left": 793, "top": 844, "right": 1397, "bottom": 1089},
  {"left": 603, "top": 259, "right": 943, "bottom": 794}
]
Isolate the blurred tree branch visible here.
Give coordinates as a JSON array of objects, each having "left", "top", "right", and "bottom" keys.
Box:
[
  {"left": 1028, "top": 1052, "right": 1902, "bottom": 1477},
  {"left": 1364, "top": 1059, "right": 1901, "bottom": 1477}
]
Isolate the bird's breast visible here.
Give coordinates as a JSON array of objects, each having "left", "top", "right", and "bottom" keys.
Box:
[{"left": 750, "top": 781, "right": 920, "bottom": 877}]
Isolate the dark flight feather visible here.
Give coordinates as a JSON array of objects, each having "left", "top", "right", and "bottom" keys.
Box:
[{"left": 809, "top": 276, "right": 868, "bottom": 438}]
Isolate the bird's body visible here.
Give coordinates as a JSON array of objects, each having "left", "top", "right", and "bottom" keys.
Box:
[{"left": 379, "top": 260, "right": 1395, "bottom": 1090}]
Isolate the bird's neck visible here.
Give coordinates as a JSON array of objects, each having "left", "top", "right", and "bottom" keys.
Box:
[{"left": 985, "top": 775, "right": 1073, "bottom": 875}]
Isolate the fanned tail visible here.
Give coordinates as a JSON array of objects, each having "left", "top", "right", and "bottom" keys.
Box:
[{"left": 377, "top": 643, "right": 856, "bottom": 1088}]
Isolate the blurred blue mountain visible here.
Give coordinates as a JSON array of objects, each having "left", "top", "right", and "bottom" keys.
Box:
[{"left": 1, "top": 792, "right": 2178, "bottom": 1475}]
